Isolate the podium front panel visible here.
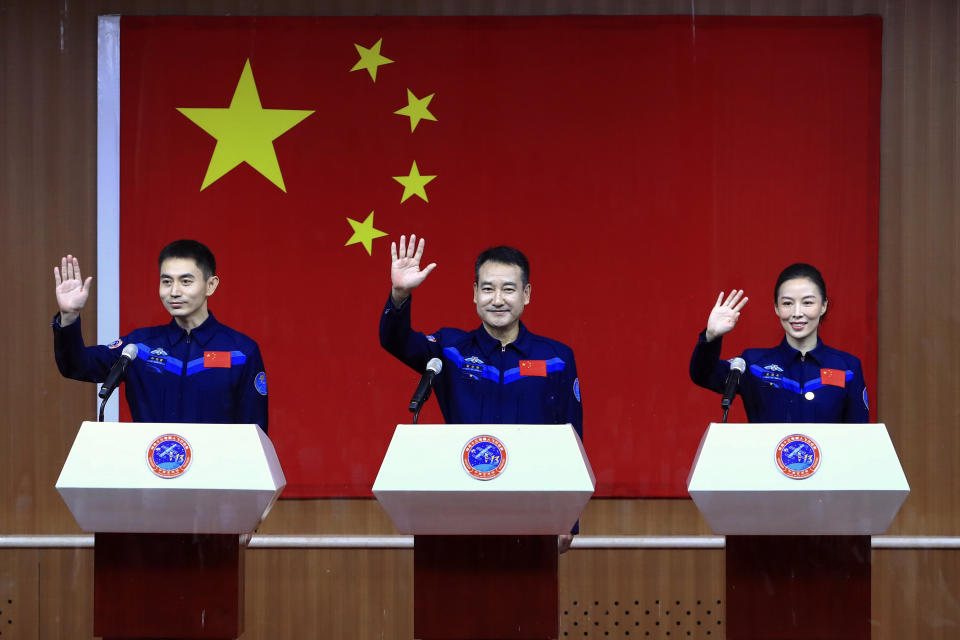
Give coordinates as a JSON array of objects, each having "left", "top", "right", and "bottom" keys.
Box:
[
  {"left": 373, "top": 424, "right": 595, "bottom": 534},
  {"left": 57, "top": 421, "right": 286, "bottom": 534},
  {"left": 687, "top": 423, "right": 909, "bottom": 535}
]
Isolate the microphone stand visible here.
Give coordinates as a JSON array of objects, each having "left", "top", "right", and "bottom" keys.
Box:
[
  {"left": 410, "top": 387, "right": 433, "bottom": 424},
  {"left": 98, "top": 391, "right": 110, "bottom": 422}
]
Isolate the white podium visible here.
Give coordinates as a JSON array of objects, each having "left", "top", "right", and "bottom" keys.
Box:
[
  {"left": 687, "top": 423, "right": 910, "bottom": 640},
  {"left": 373, "top": 423, "right": 594, "bottom": 534},
  {"left": 57, "top": 421, "right": 285, "bottom": 533},
  {"left": 56, "top": 421, "right": 285, "bottom": 640},
  {"left": 686, "top": 422, "right": 909, "bottom": 534},
  {"left": 374, "top": 424, "right": 595, "bottom": 640}
]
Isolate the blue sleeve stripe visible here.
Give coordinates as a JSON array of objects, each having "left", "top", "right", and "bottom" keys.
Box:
[
  {"left": 186, "top": 357, "right": 205, "bottom": 376},
  {"left": 442, "top": 347, "right": 464, "bottom": 367},
  {"left": 782, "top": 377, "right": 802, "bottom": 393}
]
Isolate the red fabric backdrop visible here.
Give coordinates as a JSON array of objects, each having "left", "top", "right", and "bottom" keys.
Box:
[{"left": 118, "top": 16, "right": 880, "bottom": 497}]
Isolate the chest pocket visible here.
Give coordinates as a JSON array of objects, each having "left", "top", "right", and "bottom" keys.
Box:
[{"left": 507, "top": 359, "right": 567, "bottom": 423}]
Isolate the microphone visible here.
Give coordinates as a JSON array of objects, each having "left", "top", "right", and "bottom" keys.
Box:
[
  {"left": 721, "top": 357, "right": 746, "bottom": 413},
  {"left": 409, "top": 358, "right": 443, "bottom": 414},
  {"left": 99, "top": 343, "right": 139, "bottom": 400}
]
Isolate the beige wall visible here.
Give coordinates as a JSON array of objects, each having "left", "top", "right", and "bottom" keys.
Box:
[{"left": 1, "top": 1, "right": 957, "bottom": 637}]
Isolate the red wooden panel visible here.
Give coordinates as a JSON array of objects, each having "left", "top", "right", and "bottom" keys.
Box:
[
  {"left": 414, "top": 535, "right": 558, "bottom": 639},
  {"left": 94, "top": 533, "right": 243, "bottom": 639},
  {"left": 725, "top": 535, "right": 870, "bottom": 640}
]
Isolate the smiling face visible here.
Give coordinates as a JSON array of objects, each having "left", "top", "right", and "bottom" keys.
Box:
[
  {"left": 775, "top": 277, "right": 827, "bottom": 351},
  {"left": 473, "top": 260, "right": 531, "bottom": 344},
  {"left": 159, "top": 257, "right": 219, "bottom": 330}
]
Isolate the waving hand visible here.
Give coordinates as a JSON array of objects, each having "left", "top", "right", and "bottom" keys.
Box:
[
  {"left": 390, "top": 234, "right": 437, "bottom": 305},
  {"left": 705, "top": 289, "right": 748, "bottom": 342},
  {"left": 54, "top": 255, "right": 93, "bottom": 327}
]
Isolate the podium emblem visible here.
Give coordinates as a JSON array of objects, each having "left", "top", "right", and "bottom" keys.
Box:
[
  {"left": 147, "top": 434, "right": 193, "bottom": 478},
  {"left": 462, "top": 435, "right": 508, "bottom": 480},
  {"left": 775, "top": 434, "right": 821, "bottom": 479}
]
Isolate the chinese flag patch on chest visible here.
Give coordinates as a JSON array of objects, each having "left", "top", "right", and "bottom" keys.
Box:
[
  {"left": 519, "top": 360, "right": 547, "bottom": 377},
  {"left": 820, "top": 368, "right": 846, "bottom": 388},
  {"left": 204, "top": 351, "right": 232, "bottom": 368}
]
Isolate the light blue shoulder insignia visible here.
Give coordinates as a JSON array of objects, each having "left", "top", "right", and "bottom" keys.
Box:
[{"left": 255, "top": 372, "right": 267, "bottom": 396}]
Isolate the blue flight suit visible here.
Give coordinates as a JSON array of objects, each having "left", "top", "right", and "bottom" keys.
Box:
[
  {"left": 379, "top": 296, "right": 583, "bottom": 439},
  {"left": 690, "top": 331, "right": 869, "bottom": 423},
  {"left": 53, "top": 312, "right": 268, "bottom": 433}
]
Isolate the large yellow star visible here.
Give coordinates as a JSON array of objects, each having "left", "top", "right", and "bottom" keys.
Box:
[
  {"left": 393, "top": 161, "right": 437, "bottom": 203},
  {"left": 394, "top": 89, "right": 437, "bottom": 132},
  {"left": 177, "top": 59, "right": 314, "bottom": 192},
  {"left": 345, "top": 211, "right": 388, "bottom": 255},
  {"left": 350, "top": 38, "right": 394, "bottom": 82}
]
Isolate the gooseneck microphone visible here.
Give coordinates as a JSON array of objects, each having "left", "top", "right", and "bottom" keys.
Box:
[
  {"left": 98, "top": 343, "right": 138, "bottom": 421},
  {"left": 721, "top": 357, "right": 746, "bottom": 423},
  {"left": 409, "top": 358, "right": 443, "bottom": 423}
]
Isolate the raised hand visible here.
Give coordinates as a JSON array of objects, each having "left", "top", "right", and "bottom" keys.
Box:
[
  {"left": 390, "top": 234, "right": 437, "bottom": 305},
  {"left": 54, "top": 255, "right": 93, "bottom": 326},
  {"left": 705, "top": 289, "right": 748, "bottom": 341}
]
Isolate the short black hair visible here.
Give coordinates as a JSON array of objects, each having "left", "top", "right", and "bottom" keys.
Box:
[
  {"left": 158, "top": 239, "right": 217, "bottom": 280},
  {"left": 475, "top": 246, "right": 530, "bottom": 285},
  {"left": 775, "top": 263, "right": 828, "bottom": 320}
]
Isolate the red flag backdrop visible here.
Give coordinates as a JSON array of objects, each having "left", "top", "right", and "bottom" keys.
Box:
[{"left": 118, "top": 16, "right": 880, "bottom": 497}]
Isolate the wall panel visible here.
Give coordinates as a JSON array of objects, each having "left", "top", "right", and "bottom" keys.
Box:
[
  {"left": 0, "top": 550, "right": 39, "bottom": 640},
  {"left": 0, "top": 546, "right": 956, "bottom": 638},
  {"left": 0, "top": 0, "right": 958, "bottom": 638}
]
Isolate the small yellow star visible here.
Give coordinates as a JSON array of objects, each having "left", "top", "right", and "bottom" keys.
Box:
[
  {"left": 393, "top": 161, "right": 437, "bottom": 203},
  {"left": 394, "top": 89, "right": 437, "bottom": 132},
  {"left": 177, "top": 59, "right": 314, "bottom": 192},
  {"left": 345, "top": 211, "right": 388, "bottom": 255},
  {"left": 350, "top": 38, "right": 394, "bottom": 82}
]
